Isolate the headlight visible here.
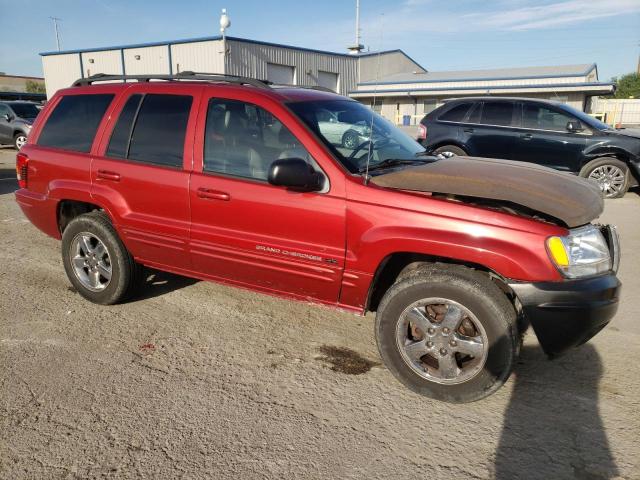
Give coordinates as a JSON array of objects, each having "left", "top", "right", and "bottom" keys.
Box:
[{"left": 546, "top": 225, "right": 611, "bottom": 278}]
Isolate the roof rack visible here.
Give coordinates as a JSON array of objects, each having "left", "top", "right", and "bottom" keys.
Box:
[{"left": 72, "top": 71, "right": 270, "bottom": 89}]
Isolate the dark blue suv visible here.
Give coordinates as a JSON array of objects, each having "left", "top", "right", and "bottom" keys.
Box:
[{"left": 418, "top": 97, "right": 640, "bottom": 198}]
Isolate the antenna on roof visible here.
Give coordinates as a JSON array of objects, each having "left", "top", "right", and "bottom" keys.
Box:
[
  {"left": 348, "top": 0, "right": 365, "bottom": 55},
  {"left": 49, "top": 17, "right": 62, "bottom": 52}
]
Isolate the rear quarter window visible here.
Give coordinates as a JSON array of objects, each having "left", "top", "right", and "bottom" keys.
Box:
[
  {"left": 37, "top": 94, "right": 114, "bottom": 153},
  {"left": 438, "top": 102, "right": 473, "bottom": 122}
]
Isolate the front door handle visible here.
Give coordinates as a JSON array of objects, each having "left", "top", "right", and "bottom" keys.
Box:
[
  {"left": 197, "top": 187, "right": 230, "bottom": 201},
  {"left": 96, "top": 169, "right": 121, "bottom": 181},
  {"left": 463, "top": 128, "right": 474, "bottom": 133},
  {"left": 521, "top": 133, "right": 533, "bottom": 140}
]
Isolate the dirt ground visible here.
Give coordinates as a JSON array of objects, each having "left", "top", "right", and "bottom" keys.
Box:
[{"left": 1, "top": 147, "right": 639, "bottom": 479}]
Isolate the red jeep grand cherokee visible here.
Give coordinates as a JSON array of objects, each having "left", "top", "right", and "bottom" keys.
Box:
[{"left": 15, "top": 73, "right": 621, "bottom": 403}]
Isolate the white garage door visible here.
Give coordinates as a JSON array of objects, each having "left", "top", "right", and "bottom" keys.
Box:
[
  {"left": 317, "top": 70, "right": 338, "bottom": 92},
  {"left": 266, "top": 63, "right": 295, "bottom": 85}
]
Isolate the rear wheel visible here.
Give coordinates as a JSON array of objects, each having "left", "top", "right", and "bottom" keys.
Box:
[
  {"left": 579, "top": 157, "right": 629, "bottom": 199},
  {"left": 61, "top": 211, "right": 141, "bottom": 304},
  {"left": 375, "top": 264, "right": 518, "bottom": 403},
  {"left": 433, "top": 145, "right": 466, "bottom": 157},
  {"left": 14, "top": 133, "right": 27, "bottom": 150}
]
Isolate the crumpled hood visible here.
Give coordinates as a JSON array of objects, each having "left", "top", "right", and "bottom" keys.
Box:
[{"left": 370, "top": 156, "right": 604, "bottom": 228}]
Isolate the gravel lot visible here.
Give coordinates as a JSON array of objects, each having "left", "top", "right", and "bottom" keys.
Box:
[{"left": 1, "top": 146, "right": 639, "bottom": 479}]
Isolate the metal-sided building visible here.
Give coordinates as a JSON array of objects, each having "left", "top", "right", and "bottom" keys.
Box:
[
  {"left": 350, "top": 64, "right": 615, "bottom": 125},
  {"left": 40, "top": 36, "right": 425, "bottom": 99},
  {"left": 41, "top": 36, "right": 613, "bottom": 125}
]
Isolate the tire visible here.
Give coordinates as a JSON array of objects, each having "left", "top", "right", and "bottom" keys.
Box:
[
  {"left": 14, "top": 133, "right": 27, "bottom": 150},
  {"left": 579, "top": 157, "right": 629, "bottom": 199},
  {"left": 433, "top": 145, "right": 466, "bottom": 157},
  {"left": 61, "top": 211, "right": 142, "bottom": 305},
  {"left": 342, "top": 130, "right": 359, "bottom": 149},
  {"left": 376, "top": 264, "right": 518, "bottom": 403}
]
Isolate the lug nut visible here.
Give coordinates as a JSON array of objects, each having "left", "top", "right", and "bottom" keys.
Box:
[
  {"left": 439, "top": 348, "right": 447, "bottom": 355},
  {"left": 442, "top": 327, "right": 450, "bottom": 334},
  {"left": 449, "top": 340, "right": 457, "bottom": 347},
  {"left": 426, "top": 341, "right": 434, "bottom": 348},
  {"left": 427, "top": 328, "right": 435, "bottom": 335}
]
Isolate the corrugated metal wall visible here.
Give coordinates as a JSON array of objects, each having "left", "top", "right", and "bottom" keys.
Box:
[
  {"left": 81, "top": 50, "right": 123, "bottom": 78},
  {"left": 41, "top": 54, "right": 82, "bottom": 98},
  {"left": 225, "top": 40, "right": 358, "bottom": 95},
  {"left": 170, "top": 40, "right": 225, "bottom": 74},
  {"left": 359, "top": 51, "right": 425, "bottom": 83},
  {"left": 124, "top": 45, "right": 170, "bottom": 75}
]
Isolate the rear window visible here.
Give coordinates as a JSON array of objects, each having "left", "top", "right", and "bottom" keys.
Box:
[
  {"left": 438, "top": 102, "right": 472, "bottom": 122},
  {"left": 480, "top": 101, "right": 515, "bottom": 126},
  {"left": 37, "top": 94, "right": 114, "bottom": 153}
]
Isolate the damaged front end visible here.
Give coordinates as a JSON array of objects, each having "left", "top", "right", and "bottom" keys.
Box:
[{"left": 370, "top": 156, "right": 621, "bottom": 357}]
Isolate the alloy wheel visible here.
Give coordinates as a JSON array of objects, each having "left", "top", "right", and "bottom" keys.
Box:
[
  {"left": 588, "top": 165, "right": 626, "bottom": 198},
  {"left": 69, "top": 232, "right": 112, "bottom": 291},
  {"left": 395, "top": 298, "right": 488, "bottom": 385},
  {"left": 15, "top": 135, "right": 27, "bottom": 150}
]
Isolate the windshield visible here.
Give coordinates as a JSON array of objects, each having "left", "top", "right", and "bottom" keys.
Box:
[
  {"left": 288, "top": 100, "right": 426, "bottom": 174},
  {"left": 558, "top": 103, "right": 610, "bottom": 131},
  {"left": 10, "top": 103, "right": 40, "bottom": 119}
]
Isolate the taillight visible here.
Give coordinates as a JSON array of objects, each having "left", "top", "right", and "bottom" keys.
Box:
[
  {"left": 16, "top": 152, "right": 29, "bottom": 189},
  {"left": 417, "top": 124, "right": 427, "bottom": 140}
]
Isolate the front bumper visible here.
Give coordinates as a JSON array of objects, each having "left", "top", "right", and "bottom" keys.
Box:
[{"left": 509, "top": 274, "right": 620, "bottom": 357}]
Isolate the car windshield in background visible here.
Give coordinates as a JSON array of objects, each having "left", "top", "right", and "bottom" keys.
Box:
[
  {"left": 288, "top": 100, "right": 426, "bottom": 174},
  {"left": 558, "top": 103, "right": 610, "bottom": 131},
  {"left": 10, "top": 103, "right": 40, "bottom": 119}
]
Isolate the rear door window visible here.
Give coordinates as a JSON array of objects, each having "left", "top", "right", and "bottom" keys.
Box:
[
  {"left": 37, "top": 94, "right": 114, "bottom": 153},
  {"left": 106, "top": 94, "right": 142, "bottom": 159},
  {"left": 106, "top": 93, "right": 192, "bottom": 167},
  {"left": 480, "top": 101, "right": 515, "bottom": 126},
  {"left": 438, "top": 102, "right": 472, "bottom": 122}
]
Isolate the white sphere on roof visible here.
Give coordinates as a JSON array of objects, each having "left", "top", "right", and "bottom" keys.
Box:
[{"left": 220, "top": 9, "right": 231, "bottom": 30}]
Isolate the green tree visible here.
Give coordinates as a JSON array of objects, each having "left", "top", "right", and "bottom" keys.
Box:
[
  {"left": 25, "top": 80, "right": 46, "bottom": 94},
  {"left": 610, "top": 73, "right": 640, "bottom": 99}
]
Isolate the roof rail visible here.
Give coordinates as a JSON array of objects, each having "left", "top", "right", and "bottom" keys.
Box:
[
  {"left": 261, "top": 79, "right": 335, "bottom": 93},
  {"left": 72, "top": 71, "right": 271, "bottom": 89}
]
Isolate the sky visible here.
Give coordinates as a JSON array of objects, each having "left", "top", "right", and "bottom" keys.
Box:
[{"left": 0, "top": 0, "right": 638, "bottom": 81}]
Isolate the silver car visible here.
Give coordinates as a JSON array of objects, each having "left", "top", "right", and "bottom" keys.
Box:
[
  {"left": 0, "top": 101, "right": 40, "bottom": 149},
  {"left": 317, "top": 108, "right": 370, "bottom": 149}
]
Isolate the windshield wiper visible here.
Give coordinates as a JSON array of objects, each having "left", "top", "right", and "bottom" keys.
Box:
[{"left": 359, "top": 158, "right": 431, "bottom": 174}]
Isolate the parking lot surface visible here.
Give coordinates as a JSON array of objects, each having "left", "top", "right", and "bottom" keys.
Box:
[{"left": 1, "top": 147, "right": 639, "bottom": 479}]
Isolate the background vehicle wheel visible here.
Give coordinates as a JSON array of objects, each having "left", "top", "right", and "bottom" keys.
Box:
[
  {"left": 433, "top": 145, "right": 466, "bottom": 157},
  {"left": 61, "top": 211, "right": 141, "bottom": 305},
  {"left": 579, "top": 158, "right": 629, "bottom": 199},
  {"left": 376, "top": 264, "right": 518, "bottom": 403},
  {"left": 342, "top": 130, "right": 359, "bottom": 149},
  {"left": 14, "top": 133, "right": 27, "bottom": 150}
]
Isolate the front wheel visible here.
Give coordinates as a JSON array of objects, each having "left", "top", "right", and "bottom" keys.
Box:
[
  {"left": 14, "top": 133, "right": 27, "bottom": 150},
  {"left": 579, "top": 157, "right": 629, "bottom": 199},
  {"left": 376, "top": 264, "right": 518, "bottom": 403},
  {"left": 342, "top": 130, "right": 360, "bottom": 149},
  {"left": 61, "top": 211, "right": 141, "bottom": 305}
]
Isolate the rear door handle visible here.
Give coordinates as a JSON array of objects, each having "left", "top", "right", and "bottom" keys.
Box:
[
  {"left": 521, "top": 133, "right": 533, "bottom": 140},
  {"left": 96, "top": 169, "right": 121, "bottom": 181},
  {"left": 197, "top": 188, "right": 230, "bottom": 201},
  {"left": 463, "top": 128, "right": 474, "bottom": 133}
]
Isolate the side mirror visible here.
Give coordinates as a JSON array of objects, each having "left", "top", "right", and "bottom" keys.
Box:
[
  {"left": 2, "top": 114, "right": 10, "bottom": 122},
  {"left": 268, "top": 158, "right": 323, "bottom": 192},
  {"left": 566, "top": 120, "right": 583, "bottom": 132}
]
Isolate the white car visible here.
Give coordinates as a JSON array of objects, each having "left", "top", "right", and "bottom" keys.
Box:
[{"left": 317, "top": 109, "right": 370, "bottom": 149}]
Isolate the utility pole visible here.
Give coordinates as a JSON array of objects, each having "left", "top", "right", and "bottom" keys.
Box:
[{"left": 49, "top": 17, "right": 62, "bottom": 52}]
